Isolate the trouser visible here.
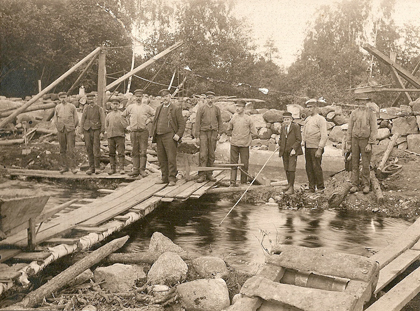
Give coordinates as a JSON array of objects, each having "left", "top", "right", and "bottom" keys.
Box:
[
  {"left": 230, "top": 145, "right": 250, "bottom": 184},
  {"left": 305, "top": 147, "right": 325, "bottom": 190},
  {"left": 351, "top": 137, "right": 371, "bottom": 187},
  {"left": 283, "top": 153, "right": 297, "bottom": 186},
  {"left": 130, "top": 130, "right": 149, "bottom": 172},
  {"left": 198, "top": 130, "right": 218, "bottom": 178},
  {"left": 57, "top": 130, "right": 76, "bottom": 169},
  {"left": 156, "top": 132, "right": 178, "bottom": 182},
  {"left": 84, "top": 128, "right": 101, "bottom": 169},
  {"left": 108, "top": 136, "right": 125, "bottom": 168}
]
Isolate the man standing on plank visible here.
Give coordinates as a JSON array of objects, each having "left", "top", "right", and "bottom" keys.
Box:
[
  {"left": 151, "top": 89, "right": 186, "bottom": 186},
  {"left": 195, "top": 91, "right": 223, "bottom": 183}
]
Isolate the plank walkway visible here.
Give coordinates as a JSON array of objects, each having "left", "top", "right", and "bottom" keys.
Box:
[{"left": 6, "top": 168, "right": 136, "bottom": 180}]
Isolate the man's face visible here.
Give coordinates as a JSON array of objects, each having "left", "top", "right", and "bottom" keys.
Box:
[
  {"left": 307, "top": 104, "right": 316, "bottom": 115},
  {"left": 235, "top": 105, "right": 244, "bottom": 114},
  {"left": 111, "top": 102, "right": 119, "bottom": 110},
  {"left": 356, "top": 99, "right": 369, "bottom": 106},
  {"left": 283, "top": 116, "right": 293, "bottom": 126},
  {"left": 162, "top": 93, "right": 171, "bottom": 104},
  {"left": 59, "top": 96, "right": 67, "bottom": 103},
  {"left": 141, "top": 96, "right": 149, "bottom": 105},
  {"left": 87, "top": 97, "right": 94, "bottom": 105}
]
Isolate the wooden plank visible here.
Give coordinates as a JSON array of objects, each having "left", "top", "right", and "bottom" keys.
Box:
[
  {"left": 13, "top": 252, "right": 50, "bottom": 261},
  {"left": 176, "top": 171, "right": 223, "bottom": 199},
  {"left": 43, "top": 237, "right": 79, "bottom": 245},
  {"left": 36, "top": 199, "right": 78, "bottom": 223},
  {"left": 130, "top": 196, "right": 161, "bottom": 212},
  {"left": 153, "top": 179, "right": 187, "bottom": 197},
  {"left": 410, "top": 239, "right": 420, "bottom": 251},
  {"left": 392, "top": 59, "right": 420, "bottom": 106},
  {"left": 75, "top": 220, "right": 123, "bottom": 233},
  {"left": 6, "top": 168, "right": 135, "bottom": 180},
  {"left": 374, "top": 249, "right": 420, "bottom": 294},
  {"left": 0, "top": 249, "right": 21, "bottom": 263},
  {"left": 366, "top": 265, "right": 420, "bottom": 311},
  {"left": 190, "top": 172, "right": 227, "bottom": 198}
]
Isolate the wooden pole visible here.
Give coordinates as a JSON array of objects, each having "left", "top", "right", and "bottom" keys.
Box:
[
  {"left": 370, "top": 170, "right": 384, "bottom": 204},
  {"left": 0, "top": 102, "right": 56, "bottom": 118},
  {"left": 392, "top": 60, "right": 420, "bottom": 106},
  {"left": 37, "top": 80, "right": 42, "bottom": 93},
  {"left": 0, "top": 47, "right": 101, "bottom": 129},
  {"left": 377, "top": 134, "right": 400, "bottom": 173},
  {"left": 172, "top": 77, "right": 187, "bottom": 98},
  {"left": 106, "top": 41, "right": 183, "bottom": 91},
  {"left": 66, "top": 53, "right": 97, "bottom": 96},
  {"left": 97, "top": 48, "right": 107, "bottom": 109},
  {"left": 17, "top": 235, "right": 129, "bottom": 308},
  {"left": 328, "top": 182, "right": 353, "bottom": 208},
  {"left": 389, "top": 51, "right": 412, "bottom": 104}
]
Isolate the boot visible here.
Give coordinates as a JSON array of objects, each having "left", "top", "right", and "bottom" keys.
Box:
[
  {"left": 94, "top": 157, "right": 102, "bottom": 174},
  {"left": 86, "top": 167, "right": 95, "bottom": 175},
  {"left": 119, "top": 156, "right": 125, "bottom": 174},
  {"left": 139, "top": 156, "right": 147, "bottom": 177},
  {"left": 128, "top": 156, "right": 140, "bottom": 177},
  {"left": 285, "top": 171, "right": 295, "bottom": 195},
  {"left": 207, "top": 173, "right": 216, "bottom": 182},
  {"left": 59, "top": 154, "right": 68, "bottom": 174},
  {"left": 108, "top": 157, "right": 116, "bottom": 175},
  {"left": 283, "top": 171, "right": 291, "bottom": 191}
]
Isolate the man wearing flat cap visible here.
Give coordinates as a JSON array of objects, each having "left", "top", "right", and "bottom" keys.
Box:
[
  {"left": 302, "top": 99, "right": 328, "bottom": 193},
  {"left": 54, "top": 92, "right": 79, "bottom": 174},
  {"left": 151, "top": 89, "right": 186, "bottom": 186},
  {"left": 227, "top": 100, "right": 257, "bottom": 187},
  {"left": 346, "top": 94, "right": 377, "bottom": 194},
  {"left": 195, "top": 91, "right": 222, "bottom": 182},
  {"left": 278, "top": 111, "right": 303, "bottom": 195}
]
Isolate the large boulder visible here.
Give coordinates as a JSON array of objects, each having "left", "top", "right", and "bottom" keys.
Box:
[
  {"left": 216, "top": 102, "right": 236, "bottom": 114},
  {"left": 147, "top": 252, "right": 188, "bottom": 286},
  {"left": 417, "top": 116, "right": 420, "bottom": 129},
  {"left": 94, "top": 264, "right": 146, "bottom": 292},
  {"left": 377, "top": 128, "right": 391, "bottom": 141},
  {"left": 412, "top": 102, "right": 420, "bottom": 115},
  {"left": 367, "top": 102, "right": 380, "bottom": 115},
  {"left": 192, "top": 256, "right": 229, "bottom": 279},
  {"left": 318, "top": 105, "right": 336, "bottom": 117},
  {"left": 407, "top": 134, "right": 420, "bottom": 153},
  {"left": 271, "top": 122, "right": 282, "bottom": 134},
  {"left": 391, "top": 116, "right": 418, "bottom": 135},
  {"left": 286, "top": 104, "right": 303, "bottom": 119},
  {"left": 380, "top": 107, "right": 410, "bottom": 119},
  {"left": 332, "top": 114, "right": 348, "bottom": 126},
  {"left": 249, "top": 114, "right": 266, "bottom": 129},
  {"left": 148, "top": 232, "right": 185, "bottom": 257},
  {"left": 328, "top": 126, "right": 345, "bottom": 143},
  {"left": 263, "top": 109, "right": 284, "bottom": 123},
  {"left": 258, "top": 128, "right": 272, "bottom": 140},
  {"left": 221, "top": 110, "right": 232, "bottom": 122},
  {"left": 177, "top": 278, "right": 230, "bottom": 311}
]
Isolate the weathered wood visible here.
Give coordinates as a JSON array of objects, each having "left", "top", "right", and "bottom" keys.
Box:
[
  {"left": 67, "top": 53, "right": 97, "bottom": 96},
  {"left": 370, "top": 171, "right": 384, "bottom": 204},
  {"left": 392, "top": 59, "right": 420, "bottom": 106},
  {"left": 153, "top": 179, "right": 188, "bottom": 197},
  {"left": 269, "top": 245, "right": 379, "bottom": 283},
  {"left": 6, "top": 168, "right": 135, "bottom": 180},
  {"left": 0, "top": 139, "right": 24, "bottom": 145},
  {"left": 97, "top": 48, "right": 106, "bottom": 109},
  {"left": 365, "top": 265, "right": 420, "bottom": 311},
  {"left": 374, "top": 249, "right": 420, "bottom": 294},
  {"left": 106, "top": 249, "right": 198, "bottom": 265},
  {"left": 12, "top": 252, "right": 50, "bottom": 262},
  {"left": 328, "top": 181, "right": 353, "bottom": 208},
  {"left": 389, "top": 52, "right": 412, "bottom": 104},
  {"left": 206, "top": 184, "right": 274, "bottom": 194},
  {"left": 377, "top": 134, "right": 400, "bottom": 173},
  {"left": 17, "top": 235, "right": 129, "bottom": 308},
  {"left": 36, "top": 199, "right": 78, "bottom": 224},
  {"left": 0, "top": 103, "right": 56, "bottom": 118},
  {"left": 190, "top": 172, "right": 227, "bottom": 198}
]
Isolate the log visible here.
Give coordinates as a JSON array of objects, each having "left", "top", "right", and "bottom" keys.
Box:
[
  {"left": 0, "top": 139, "right": 24, "bottom": 145},
  {"left": 0, "top": 103, "right": 56, "bottom": 118},
  {"left": 370, "top": 171, "right": 384, "bottom": 204},
  {"left": 206, "top": 184, "right": 275, "bottom": 194},
  {"left": 106, "top": 250, "right": 199, "bottom": 265},
  {"left": 17, "top": 235, "right": 129, "bottom": 308},
  {"left": 377, "top": 134, "right": 400, "bottom": 173},
  {"left": 328, "top": 181, "right": 353, "bottom": 208}
]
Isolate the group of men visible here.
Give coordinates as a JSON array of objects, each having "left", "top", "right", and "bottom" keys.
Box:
[{"left": 55, "top": 88, "right": 376, "bottom": 194}]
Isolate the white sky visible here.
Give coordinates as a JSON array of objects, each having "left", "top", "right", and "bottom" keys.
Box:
[{"left": 234, "top": 0, "right": 420, "bottom": 67}]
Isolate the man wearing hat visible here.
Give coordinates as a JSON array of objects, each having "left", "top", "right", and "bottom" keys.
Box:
[
  {"left": 227, "top": 100, "right": 257, "bottom": 187},
  {"left": 122, "top": 89, "right": 155, "bottom": 177},
  {"left": 151, "top": 89, "right": 185, "bottom": 186},
  {"left": 346, "top": 94, "right": 377, "bottom": 194},
  {"left": 81, "top": 92, "right": 106, "bottom": 175},
  {"left": 302, "top": 99, "right": 328, "bottom": 192},
  {"left": 278, "top": 111, "right": 303, "bottom": 194},
  {"left": 54, "top": 92, "right": 79, "bottom": 174},
  {"left": 195, "top": 91, "right": 223, "bottom": 182},
  {"left": 105, "top": 98, "right": 128, "bottom": 175}
]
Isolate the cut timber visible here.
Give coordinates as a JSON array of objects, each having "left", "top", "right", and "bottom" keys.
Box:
[
  {"left": 392, "top": 60, "right": 420, "bottom": 106},
  {"left": 328, "top": 181, "right": 353, "bottom": 208},
  {"left": 0, "top": 103, "right": 56, "bottom": 118},
  {"left": 97, "top": 189, "right": 115, "bottom": 194},
  {"left": 389, "top": 52, "right": 412, "bottom": 104},
  {"left": 377, "top": 134, "right": 400, "bottom": 173},
  {"left": 176, "top": 171, "right": 223, "bottom": 199},
  {"left": 12, "top": 252, "right": 50, "bottom": 262},
  {"left": 190, "top": 172, "right": 227, "bottom": 198},
  {"left": 36, "top": 199, "right": 78, "bottom": 223},
  {"left": 153, "top": 179, "right": 188, "bottom": 197},
  {"left": 129, "top": 196, "right": 161, "bottom": 217},
  {"left": 17, "top": 235, "right": 129, "bottom": 308},
  {"left": 365, "top": 265, "right": 420, "bottom": 311},
  {"left": 106, "top": 250, "right": 197, "bottom": 265},
  {"left": 206, "top": 184, "right": 274, "bottom": 195},
  {"left": 0, "top": 249, "right": 21, "bottom": 263},
  {"left": 0, "top": 139, "right": 24, "bottom": 145},
  {"left": 43, "top": 237, "right": 79, "bottom": 245},
  {"left": 6, "top": 168, "right": 135, "bottom": 180},
  {"left": 370, "top": 171, "right": 384, "bottom": 204},
  {"left": 374, "top": 249, "right": 420, "bottom": 294}
]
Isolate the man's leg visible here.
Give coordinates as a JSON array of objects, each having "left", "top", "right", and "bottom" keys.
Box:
[
  {"left": 66, "top": 130, "right": 77, "bottom": 173},
  {"left": 305, "top": 148, "right": 316, "bottom": 192},
  {"left": 313, "top": 148, "right": 324, "bottom": 190},
  {"left": 139, "top": 130, "right": 149, "bottom": 177},
  {"left": 84, "top": 129, "right": 95, "bottom": 174},
  {"left": 115, "top": 136, "right": 125, "bottom": 174},
  {"left": 93, "top": 129, "right": 101, "bottom": 174},
  {"left": 350, "top": 137, "right": 361, "bottom": 192},
  {"left": 359, "top": 138, "right": 371, "bottom": 193},
  {"left": 162, "top": 132, "right": 178, "bottom": 184},
  {"left": 230, "top": 145, "right": 239, "bottom": 186},
  {"left": 206, "top": 130, "right": 218, "bottom": 181},
  {"left": 282, "top": 154, "right": 290, "bottom": 190},
  {"left": 57, "top": 131, "right": 68, "bottom": 173},
  {"left": 285, "top": 155, "right": 297, "bottom": 194},
  {"left": 156, "top": 134, "right": 169, "bottom": 183},
  {"left": 198, "top": 131, "right": 209, "bottom": 182},
  {"left": 108, "top": 137, "right": 117, "bottom": 175},
  {"left": 129, "top": 132, "right": 140, "bottom": 176},
  {"left": 239, "top": 147, "right": 250, "bottom": 184}
]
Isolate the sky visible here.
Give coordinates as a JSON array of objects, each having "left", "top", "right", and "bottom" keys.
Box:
[{"left": 233, "top": 0, "right": 420, "bottom": 68}]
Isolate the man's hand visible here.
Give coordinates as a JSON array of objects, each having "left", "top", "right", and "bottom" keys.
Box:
[
  {"left": 290, "top": 149, "right": 296, "bottom": 156},
  {"left": 173, "top": 134, "right": 180, "bottom": 142},
  {"left": 315, "top": 148, "right": 322, "bottom": 158},
  {"left": 195, "top": 137, "right": 200, "bottom": 145},
  {"left": 345, "top": 143, "right": 352, "bottom": 153},
  {"left": 365, "top": 144, "right": 372, "bottom": 153},
  {"left": 217, "top": 133, "right": 221, "bottom": 140}
]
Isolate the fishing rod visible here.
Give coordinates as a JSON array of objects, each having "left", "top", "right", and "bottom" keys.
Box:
[{"left": 219, "top": 146, "right": 279, "bottom": 226}]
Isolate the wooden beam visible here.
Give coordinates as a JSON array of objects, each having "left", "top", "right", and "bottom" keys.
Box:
[
  {"left": 392, "top": 60, "right": 420, "bottom": 106},
  {"left": 97, "top": 48, "right": 106, "bottom": 108},
  {"left": 389, "top": 51, "right": 412, "bottom": 103},
  {"left": 0, "top": 103, "right": 56, "bottom": 118},
  {"left": 355, "top": 87, "right": 420, "bottom": 93},
  {"left": 0, "top": 47, "right": 101, "bottom": 128},
  {"left": 106, "top": 41, "right": 183, "bottom": 91},
  {"left": 67, "top": 53, "right": 98, "bottom": 96}
]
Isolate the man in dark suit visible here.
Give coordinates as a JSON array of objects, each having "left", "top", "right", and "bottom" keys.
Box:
[
  {"left": 278, "top": 111, "right": 303, "bottom": 194},
  {"left": 151, "top": 89, "right": 186, "bottom": 186}
]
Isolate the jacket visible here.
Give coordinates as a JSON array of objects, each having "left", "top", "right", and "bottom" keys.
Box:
[
  {"left": 278, "top": 122, "right": 303, "bottom": 157},
  {"left": 195, "top": 103, "right": 222, "bottom": 137},
  {"left": 81, "top": 104, "right": 105, "bottom": 132},
  {"left": 346, "top": 107, "right": 377, "bottom": 144},
  {"left": 151, "top": 102, "right": 186, "bottom": 142},
  {"left": 54, "top": 102, "right": 79, "bottom": 132}
]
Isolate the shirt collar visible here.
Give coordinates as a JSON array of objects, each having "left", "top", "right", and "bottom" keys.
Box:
[{"left": 163, "top": 103, "right": 171, "bottom": 108}]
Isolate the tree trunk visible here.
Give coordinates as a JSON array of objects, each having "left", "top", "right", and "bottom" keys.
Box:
[
  {"left": 370, "top": 171, "right": 384, "bottom": 204},
  {"left": 377, "top": 134, "right": 400, "bottom": 173},
  {"left": 328, "top": 181, "right": 353, "bottom": 208}
]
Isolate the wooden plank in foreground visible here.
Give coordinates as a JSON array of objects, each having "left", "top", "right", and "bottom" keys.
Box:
[
  {"left": 176, "top": 171, "right": 223, "bottom": 199},
  {"left": 190, "top": 172, "right": 227, "bottom": 198},
  {"left": 366, "top": 265, "right": 420, "bottom": 311},
  {"left": 6, "top": 168, "right": 135, "bottom": 180},
  {"left": 374, "top": 249, "right": 420, "bottom": 294},
  {"left": 153, "top": 179, "right": 187, "bottom": 197}
]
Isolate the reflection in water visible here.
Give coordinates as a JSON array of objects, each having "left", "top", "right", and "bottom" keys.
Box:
[{"left": 124, "top": 198, "right": 411, "bottom": 273}]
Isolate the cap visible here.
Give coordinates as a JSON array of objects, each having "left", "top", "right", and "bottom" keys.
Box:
[
  {"left": 86, "top": 92, "right": 96, "bottom": 98},
  {"left": 158, "top": 89, "right": 171, "bottom": 96},
  {"left": 205, "top": 91, "right": 216, "bottom": 98},
  {"left": 235, "top": 100, "right": 246, "bottom": 107},
  {"left": 109, "top": 97, "right": 120, "bottom": 103},
  {"left": 305, "top": 98, "right": 318, "bottom": 106},
  {"left": 134, "top": 89, "right": 144, "bottom": 96},
  {"left": 283, "top": 111, "right": 293, "bottom": 118},
  {"left": 58, "top": 92, "right": 67, "bottom": 98}
]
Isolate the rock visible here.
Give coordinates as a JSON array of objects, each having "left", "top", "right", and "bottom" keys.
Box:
[
  {"left": 378, "top": 138, "right": 391, "bottom": 146},
  {"left": 263, "top": 109, "right": 284, "bottom": 123},
  {"left": 391, "top": 116, "right": 418, "bottom": 135},
  {"left": 367, "top": 102, "right": 380, "bottom": 115},
  {"left": 398, "top": 142, "right": 408, "bottom": 150},
  {"left": 400, "top": 105, "right": 412, "bottom": 115},
  {"left": 271, "top": 122, "right": 282, "bottom": 134},
  {"left": 216, "top": 102, "right": 237, "bottom": 114},
  {"left": 177, "top": 278, "right": 230, "bottom": 311},
  {"left": 377, "top": 128, "right": 391, "bottom": 141},
  {"left": 82, "top": 305, "right": 97, "bottom": 311},
  {"left": 332, "top": 114, "right": 348, "bottom": 126},
  {"left": 328, "top": 126, "right": 344, "bottom": 143},
  {"left": 257, "top": 108, "right": 268, "bottom": 114},
  {"left": 412, "top": 102, "right": 420, "bottom": 115},
  {"left": 94, "top": 263, "right": 146, "bottom": 292},
  {"left": 287, "top": 104, "right": 303, "bottom": 119},
  {"left": 417, "top": 116, "right": 420, "bottom": 129},
  {"left": 250, "top": 114, "right": 266, "bottom": 129},
  {"left": 219, "top": 133, "right": 229, "bottom": 143},
  {"left": 192, "top": 256, "right": 229, "bottom": 279},
  {"left": 319, "top": 105, "right": 336, "bottom": 117},
  {"left": 258, "top": 128, "right": 272, "bottom": 140},
  {"left": 379, "top": 120, "right": 392, "bottom": 129},
  {"left": 380, "top": 107, "right": 408, "bottom": 119},
  {"left": 407, "top": 134, "right": 420, "bottom": 153},
  {"left": 246, "top": 108, "right": 259, "bottom": 114},
  {"left": 221, "top": 110, "right": 232, "bottom": 122},
  {"left": 148, "top": 232, "right": 185, "bottom": 257},
  {"left": 396, "top": 136, "right": 407, "bottom": 145},
  {"left": 147, "top": 252, "right": 188, "bottom": 286},
  {"left": 124, "top": 307, "right": 164, "bottom": 311}
]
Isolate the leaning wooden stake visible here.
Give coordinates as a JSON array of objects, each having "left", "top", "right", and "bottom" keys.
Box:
[
  {"left": 328, "top": 181, "right": 353, "bottom": 208},
  {"left": 377, "top": 133, "right": 400, "bottom": 173},
  {"left": 17, "top": 235, "right": 129, "bottom": 308},
  {"left": 370, "top": 170, "right": 384, "bottom": 204}
]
